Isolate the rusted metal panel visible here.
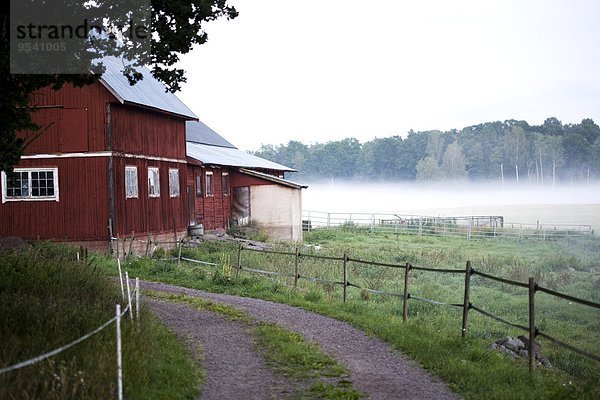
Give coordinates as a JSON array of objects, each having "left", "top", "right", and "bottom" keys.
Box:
[{"left": 0, "top": 157, "right": 110, "bottom": 240}]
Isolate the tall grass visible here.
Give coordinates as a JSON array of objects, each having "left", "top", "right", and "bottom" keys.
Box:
[{"left": 0, "top": 243, "right": 200, "bottom": 399}]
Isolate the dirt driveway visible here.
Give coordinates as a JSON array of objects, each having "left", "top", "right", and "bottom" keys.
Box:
[{"left": 141, "top": 280, "right": 460, "bottom": 400}]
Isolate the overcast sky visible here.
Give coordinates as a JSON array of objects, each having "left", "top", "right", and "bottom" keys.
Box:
[{"left": 177, "top": 0, "right": 600, "bottom": 151}]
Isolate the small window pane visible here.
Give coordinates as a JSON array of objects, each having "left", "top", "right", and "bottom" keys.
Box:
[
  {"left": 31, "top": 170, "right": 54, "bottom": 198},
  {"left": 222, "top": 173, "right": 230, "bottom": 196},
  {"left": 169, "top": 169, "right": 180, "bottom": 197},
  {"left": 6, "top": 171, "right": 28, "bottom": 198},
  {"left": 125, "top": 166, "right": 138, "bottom": 198},
  {"left": 148, "top": 168, "right": 160, "bottom": 197},
  {"left": 205, "top": 172, "right": 213, "bottom": 196}
]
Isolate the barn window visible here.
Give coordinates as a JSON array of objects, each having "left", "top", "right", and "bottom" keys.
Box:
[
  {"left": 169, "top": 169, "right": 180, "bottom": 197},
  {"left": 196, "top": 174, "right": 202, "bottom": 197},
  {"left": 125, "top": 166, "right": 138, "bottom": 198},
  {"left": 222, "top": 172, "right": 230, "bottom": 196},
  {"left": 1, "top": 168, "right": 59, "bottom": 203},
  {"left": 205, "top": 171, "right": 213, "bottom": 196},
  {"left": 148, "top": 167, "right": 160, "bottom": 197}
]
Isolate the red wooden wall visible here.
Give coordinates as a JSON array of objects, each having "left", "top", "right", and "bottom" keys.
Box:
[
  {"left": 187, "top": 165, "right": 232, "bottom": 230},
  {"left": 0, "top": 158, "right": 109, "bottom": 240},
  {"left": 23, "top": 83, "right": 114, "bottom": 153},
  {"left": 114, "top": 157, "right": 187, "bottom": 236},
  {"left": 111, "top": 104, "right": 187, "bottom": 159}
]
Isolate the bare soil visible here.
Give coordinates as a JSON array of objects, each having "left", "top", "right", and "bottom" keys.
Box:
[{"left": 141, "top": 280, "right": 461, "bottom": 400}]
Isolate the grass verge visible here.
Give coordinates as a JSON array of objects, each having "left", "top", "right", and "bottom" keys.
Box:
[{"left": 0, "top": 243, "right": 200, "bottom": 399}]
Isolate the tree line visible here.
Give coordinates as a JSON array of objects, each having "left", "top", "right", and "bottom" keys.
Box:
[{"left": 253, "top": 117, "right": 600, "bottom": 184}]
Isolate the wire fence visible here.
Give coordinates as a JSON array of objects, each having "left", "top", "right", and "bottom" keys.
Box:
[
  {"left": 173, "top": 241, "right": 600, "bottom": 372},
  {"left": 0, "top": 260, "right": 141, "bottom": 400},
  {"left": 302, "top": 211, "right": 594, "bottom": 241}
]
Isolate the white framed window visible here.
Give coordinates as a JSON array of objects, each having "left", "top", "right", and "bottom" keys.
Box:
[
  {"left": 222, "top": 172, "right": 230, "bottom": 196},
  {"left": 125, "top": 166, "right": 138, "bottom": 198},
  {"left": 205, "top": 171, "right": 213, "bottom": 197},
  {"left": 148, "top": 167, "right": 160, "bottom": 197},
  {"left": 169, "top": 168, "right": 180, "bottom": 197},
  {"left": 1, "top": 168, "right": 59, "bottom": 203}
]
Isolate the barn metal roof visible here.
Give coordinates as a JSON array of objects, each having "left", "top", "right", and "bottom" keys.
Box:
[
  {"left": 186, "top": 121, "right": 236, "bottom": 148},
  {"left": 99, "top": 56, "right": 197, "bottom": 119},
  {"left": 186, "top": 141, "right": 295, "bottom": 172},
  {"left": 238, "top": 168, "right": 307, "bottom": 189}
]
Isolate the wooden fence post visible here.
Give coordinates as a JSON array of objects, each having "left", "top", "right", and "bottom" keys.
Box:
[
  {"left": 294, "top": 247, "right": 300, "bottom": 288},
  {"left": 462, "top": 261, "right": 472, "bottom": 338},
  {"left": 529, "top": 277, "right": 537, "bottom": 372},
  {"left": 144, "top": 233, "right": 151, "bottom": 257},
  {"left": 343, "top": 253, "right": 348, "bottom": 303},
  {"left": 403, "top": 263, "right": 410, "bottom": 321},
  {"left": 108, "top": 219, "right": 114, "bottom": 254},
  {"left": 177, "top": 238, "right": 183, "bottom": 266},
  {"left": 127, "top": 232, "right": 135, "bottom": 260},
  {"left": 235, "top": 243, "right": 242, "bottom": 279},
  {"left": 173, "top": 215, "right": 178, "bottom": 244},
  {"left": 115, "top": 234, "right": 120, "bottom": 261}
]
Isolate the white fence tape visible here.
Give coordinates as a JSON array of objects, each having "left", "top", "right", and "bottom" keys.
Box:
[{"left": 0, "top": 303, "right": 131, "bottom": 375}]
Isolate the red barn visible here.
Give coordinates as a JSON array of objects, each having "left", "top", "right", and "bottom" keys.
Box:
[
  {"left": 1, "top": 57, "right": 306, "bottom": 249},
  {"left": 0, "top": 56, "right": 196, "bottom": 250}
]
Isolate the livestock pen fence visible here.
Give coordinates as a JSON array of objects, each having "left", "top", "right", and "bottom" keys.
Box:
[
  {"left": 302, "top": 211, "right": 594, "bottom": 240},
  {"left": 171, "top": 239, "right": 600, "bottom": 373},
  {"left": 0, "top": 258, "right": 141, "bottom": 400}
]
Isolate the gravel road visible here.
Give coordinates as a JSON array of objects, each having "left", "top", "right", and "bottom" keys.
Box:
[{"left": 141, "top": 280, "right": 461, "bottom": 400}]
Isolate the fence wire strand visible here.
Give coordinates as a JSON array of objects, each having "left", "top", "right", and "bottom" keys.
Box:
[
  {"left": 536, "top": 285, "right": 600, "bottom": 309},
  {"left": 409, "top": 295, "right": 463, "bottom": 307},
  {"left": 537, "top": 331, "right": 600, "bottom": 363},
  {"left": 242, "top": 266, "right": 296, "bottom": 278},
  {"left": 470, "top": 305, "right": 529, "bottom": 332},
  {"left": 472, "top": 270, "right": 529, "bottom": 288},
  {"left": 0, "top": 303, "right": 131, "bottom": 375}
]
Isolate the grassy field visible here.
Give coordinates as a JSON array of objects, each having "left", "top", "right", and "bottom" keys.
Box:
[
  {"left": 115, "top": 230, "right": 600, "bottom": 399},
  {"left": 0, "top": 243, "right": 200, "bottom": 400}
]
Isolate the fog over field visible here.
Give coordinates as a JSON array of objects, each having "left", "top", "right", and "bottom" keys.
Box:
[{"left": 302, "top": 181, "right": 600, "bottom": 230}]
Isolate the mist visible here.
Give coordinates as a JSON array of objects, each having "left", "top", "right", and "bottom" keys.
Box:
[{"left": 301, "top": 181, "right": 600, "bottom": 229}]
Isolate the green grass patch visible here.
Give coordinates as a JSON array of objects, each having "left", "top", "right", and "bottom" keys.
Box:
[
  {"left": 0, "top": 243, "right": 200, "bottom": 400},
  {"left": 253, "top": 324, "right": 347, "bottom": 380}
]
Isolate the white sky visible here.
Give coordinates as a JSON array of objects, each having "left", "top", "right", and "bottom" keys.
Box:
[{"left": 178, "top": 0, "right": 600, "bottom": 151}]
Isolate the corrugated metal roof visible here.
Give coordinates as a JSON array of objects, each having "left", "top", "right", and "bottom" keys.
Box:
[
  {"left": 99, "top": 56, "right": 197, "bottom": 119},
  {"left": 186, "top": 142, "right": 295, "bottom": 172},
  {"left": 186, "top": 121, "right": 236, "bottom": 148},
  {"left": 238, "top": 168, "right": 307, "bottom": 189}
]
